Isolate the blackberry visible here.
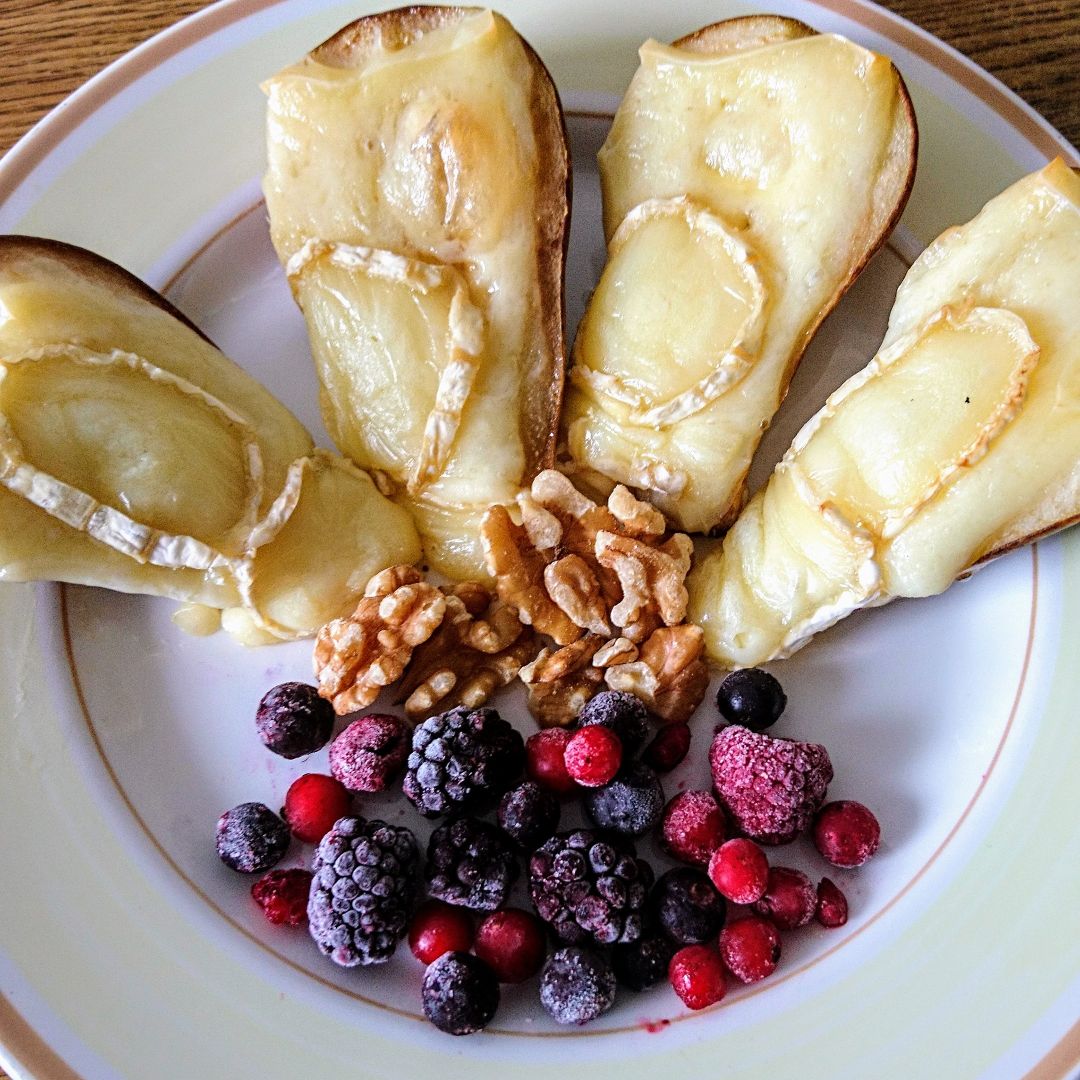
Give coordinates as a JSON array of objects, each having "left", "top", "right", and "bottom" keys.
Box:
[
  {"left": 425, "top": 817, "right": 520, "bottom": 911},
  {"left": 539, "top": 947, "right": 616, "bottom": 1026},
  {"left": 583, "top": 762, "right": 665, "bottom": 837},
  {"left": 308, "top": 816, "right": 418, "bottom": 966},
  {"left": 215, "top": 802, "right": 289, "bottom": 873},
  {"left": 403, "top": 706, "right": 525, "bottom": 818},
  {"left": 577, "top": 691, "right": 651, "bottom": 755},
  {"left": 612, "top": 931, "right": 677, "bottom": 992},
  {"left": 255, "top": 682, "right": 333, "bottom": 758},
  {"left": 529, "top": 829, "right": 652, "bottom": 946},
  {"left": 498, "top": 781, "right": 560, "bottom": 849},
  {"left": 651, "top": 867, "right": 726, "bottom": 945},
  {"left": 422, "top": 952, "right": 500, "bottom": 1035}
]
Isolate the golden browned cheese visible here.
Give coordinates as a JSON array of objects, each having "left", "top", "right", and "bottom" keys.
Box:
[{"left": 689, "top": 161, "right": 1080, "bottom": 668}]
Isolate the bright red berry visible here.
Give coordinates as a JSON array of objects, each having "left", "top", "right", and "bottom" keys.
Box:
[
  {"left": 668, "top": 944, "right": 727, "bottom": 1010},
  {"left": 281, "top": 773, "right": 351, "bottom": 844},
  {"left": 408, "top": 900, "right": 474, "bottom": 965},
  {"left": 328, "top": 713, "right": 410, "bottom": 793},
  {"left": 251, "top": 868, "right": 312, "bottom": 926},
  {"left": 643, "top": 723, "right": 691, "bottom": 773},
  {"left": 813, "top": 801, "right": 881, "bottom": 867},
  {"left": 708, "top": 838, "right": 769, "bottom": 904},
  {"left": 719, "top": 915, "right": 781, "bottom": 983},
  {"left": 661, "top": 791, "right": 726, "bottom": 867},
  {"left": 754, "top": 866, "right": 817, "bottom": 930},
  {"left": 525, "top": 729, "right": 577, "bottom": 794},
  {"left": 474, "top": 908, "right": 547, "bottom": 983},
  {"left": 815, "top": 877, "right": 849, "bottom": 927},
  {"left": 564, "top": 726, "right": 622, "bottom": 788}
]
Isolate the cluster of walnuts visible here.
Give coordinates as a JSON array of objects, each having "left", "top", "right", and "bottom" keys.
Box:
[{"left": 314, "top": 471, "right": 708, "bottom": 727}]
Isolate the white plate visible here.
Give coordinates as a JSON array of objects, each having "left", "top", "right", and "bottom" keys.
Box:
[{"left": 1, "top": 2, "right": 1079, "bottom": 1078}]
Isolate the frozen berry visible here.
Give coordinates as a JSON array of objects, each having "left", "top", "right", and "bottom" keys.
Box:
[
  {"left": 409, "top": 900, "right": 474, "bottom": 964},
  {"left": 564, "top": 725, "right": 623, "bottom": 788},
  {"left": 707, "top": 838, "right": 769, "bottom": 905},
  {"left": 584, "top": 762, "right": 664, "bottom": 836},
  {"left": 328, "top": 713, "right": 410, "bottom": 793},
  {"left": 251, "top": 868, "right": 313, "bottom": 926},
  {"left": 651, "top": 868, "right": 726, "bottom": 945},
  {"left": 754, "top": 866, "right": 816, "bottom": 930},
  {"left": 813, "top": 801, "right": 881, "bottom": 867},
  {"left": 474, "top": 908, "right": 547, "bottom": 983},
  {"left": 669, "top": 944, "right": 727, "bottom": 1010},
  {"left": 425, "top": 817, "right": 520, "bottom": 911},
  {"left": 643, "top": 722, "right": 691, "bottom": 773},
  {"left": 282, "top": 773, "right": 351, "bottom": 844},
  {"left": 715, "top": 668, "right": 786, "bottom": 731},
  {"left": 816, "top": 877, "right": 849, "bottom": 928},
  {"left": 525, "top": 728, "right": 577, "bottom": 794},
  {"left": 422, "top": 951, "right": 500, "bottom": 1036},
  {"left": 216, "top": 802, "right": 289, "bottom": 873},
  {"left": 710, "top": 725, "right": 832, "bottom": 844},
  {"left": 612, "top": 932, "right": 677, "bottom": 991},
  {"left": 540, "top": 947, "right": 616, "bottom": 1026},
  {"left": 498, "top": 781, "right": 560, "bottom": 849},
  {"left": 577, "top": 691, "right": 651, "bottom": 755},
  {"left": 719, "top": 915, "right": 781, "bottom": 983},
  {"left": 661, "top": 791, "right": 726, "bottom": 867},
  {"left": 255, "top": 681, "right": 334, "bottom": 759}
]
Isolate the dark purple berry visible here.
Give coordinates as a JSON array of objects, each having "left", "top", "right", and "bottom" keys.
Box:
[
  {"left": 577, "top": 690, "right": 651, "bottom": 755},
  {"left": 612, "top": 931, "right": 677, "bottom": 991},
  {"left": 651, "top": 867, "right": 726, "bottom": 945},
  {"left": 498, "top": 781, "right": 560, "bottom": 849},
  {"left": 425, "top": 818, "right": 520, "bottom": 911},
  {"left": 255, "top": 682, "right": 334, "bottom": 758},
  {"left": 540, "top": 947, "right": 616, "bottom": 1026},
  {"left": 715, "top": 668, "right": 787, "bottom": 731},
  {"left": 215, "top": 802, "right": 289, "bottom": 873},
  {"left": 422, "top": 951, "right": 500, "bottom": 1035},
  {"left": 583, "top": 762, "right": 664, "bottom": 836}
]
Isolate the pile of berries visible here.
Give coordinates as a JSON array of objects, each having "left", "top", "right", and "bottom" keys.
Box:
[{"left": 214, "top": 668, "right": 883, "bottom": 1034}]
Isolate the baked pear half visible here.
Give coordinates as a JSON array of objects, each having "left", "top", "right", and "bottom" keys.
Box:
[
  {"left": 0, "top": 237, "right": 420, "bottom": 643},
  {"left": 263, "top": 7, "right": 570, "bottom": 581},
  {"left": 563, "top": 15, "right": 916, "bottom": 533},
  {"left": 689, "top": 160, "right": 1080, "bottom": 668}
]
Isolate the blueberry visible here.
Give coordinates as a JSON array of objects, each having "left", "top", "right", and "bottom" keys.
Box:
[
  {"left": 651, "top": 867, "right": 726, "bottom": 945},
  {"left": 577, "top": 691, "right": 651, "bottom": 755},
  {"left": 612, "top": 932, "right": 677, "bottom": 991},
  {"left": 583, "top": 762, "right": 664, "bottom": 836},
  {"left": 215, "top": 802, "right": 289, "bottom": 873},
  {"left": 539, "top": 947, "right": 616, "bottom": 1025},
  {"left": 255, "top": 682, "right": 334, "bottom": 758},
  {"left": 422, "top": 952, "right": 500, "bottom": 1035},
  {"left": 715, "top": 668, "right": 787, "bottom": 731}
]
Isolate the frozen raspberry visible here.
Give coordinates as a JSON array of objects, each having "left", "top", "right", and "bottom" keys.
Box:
[
  {"left": 715, "top": 668, "right": 787, "bottom": 731},
  {"left": 816, "top": 877, "right": 849, "bottom": 928},
  {"left": 754, "top": 866, "right": 816, "bottom": 930},
  {"left": 669, "top": 944, "right": 727, "bottom": 1010},
  {"left": 216, "top": 802, "right": 290, "bottom": 873},
  {"left": 709, "top": 725, "right": 832, "bottom": 844},
  {"left": 584, "top": 762, "right": 664, "bottom": 836},
  {"left": 474, "top": 908, "right": 547, "bottom": 983},
  {"left": 255, "top": 681, "right": 333, "bottom": 758},
  {"left": 498, "top": 781, "right": 560, "bottom": 849},
  {"left": 281, "top": 773, "right": 351, "bottom": 844},
  {"left": 651, "top": 868, "right": 726, "bottom": 945},
  {"left": 539, "top": 947, "right": 616, "bottom": 1026},
  {"left": 328, "top": 713, "right": 410, "bottom": 793},
  {"left": 564, "top": 726, "right": 622, "bottom": 787},
  {"left": 525, "top": 728, "right": 577, "bottom": 794},
  {"left": 813, "top": 800, "right": 881, "bottom": 867},
  {"left": 250, "top": 868, "right": 313, "bottom": 926},
  {"left": 707, "top": 838, "right": 769, "bottom": 905},
  {"left": 612, "top": 932, "right": 677, "bottom": 991},
  {"left": 577, "top": 691, "right": 651, "bottom": 755},
  {"left": 643, "top": 722, "right": 691, "bottom": 773},
  {"left": 409, "top": 900, "right": 475, "bottom": 964},
  {"left": 422, "top": 952, "right": 500, "bottom": 1036},
  {"left": 719, "top": 915, "right": 781, "bottom": 983},
  {"left": 661, "top": 791, "right": 726, "bottom": 867}
]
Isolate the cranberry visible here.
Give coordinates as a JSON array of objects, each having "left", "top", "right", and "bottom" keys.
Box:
[
  {"left": 813, "top": 801, "right": 881, "bottom": 867},
  {"left": 816, "top": 877, "right": 849, "bottom": 928},
  {"left": 754, "top": 866, "right": 817, "bottom": 930},
  {"left": 525, "top": 729, "right": 577, "bottom": 794},
  {"left": 668, "top": 944, "right": 727, "bottom": 1010},
  {"left": 408, "top": 900, "right": 475, "bottom": 965},
  {"left": 474, "top": 908, "right": 547, "bottom": 983},
  {"left": 281, "top": 773, "right": 351, "bottom": 844},
  {"left": 660, "top": 791, "right": 726, "bottom": 867},
  {"left": 708, "top": 838, "right": 769, "bottom": 904},
  {"left": 564, "top": 726, "right": 622, "bottom": 788},
  {"left": 251, "top": 868, "right": 313, "bottom": 926},
  {"left": 328, "top": 713, "right": 410, "bottom": 793},
  {"left": 719, "top": 915, "right": 781, "bottom": 983},
  {"left": 643, "top": 722, "right": 691, "bottom": 773}
]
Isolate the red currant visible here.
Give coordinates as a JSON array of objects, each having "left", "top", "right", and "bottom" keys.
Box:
[
  {"left": 813, "top": 801, "right": 881, "bottom": 867},
  {"left": 525, "top": 729, "right": 577, "bottom": 794},
  {"left": 281, "top": 773, "right": 351, "bottom": 844},
  {"left": 754, "top": 866, "right": 816, "bottom": 930},
  {"left": 719, "top": 915, "right": 781, "bottom": 983},
  {"left": 474, "top": 908, "right": 547, "bottom": 983},
  {"left": 661, "top": 791, "right": 726, "bottom": 867},
  {"left": 564, "top": 726, "right": 622, "bottom": 788},
  {"left": 668, "top": 944, "right": 727, "bottom": 1010},
  {"left": 815, "top": 877, "right": 849, "bottom": 928},
  {"left": 708, "top": 838, "right": 769, "bottom": 904},
  {"left": 643, "top": 722, "right": 691, "bottom": 773},
  {"left": 408, "top": 900, "right": 474, "bottom": 965}
]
